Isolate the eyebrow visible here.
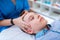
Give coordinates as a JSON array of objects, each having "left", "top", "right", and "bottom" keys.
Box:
[{"left": 22, "top": 13, "right": 28, "bottom": 21}]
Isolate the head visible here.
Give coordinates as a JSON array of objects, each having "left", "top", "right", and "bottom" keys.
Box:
[{"left": 23, "top": 12, "right": 47, "bottom": 34}]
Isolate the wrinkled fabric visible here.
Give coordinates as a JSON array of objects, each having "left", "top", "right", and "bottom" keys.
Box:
[{"left": 36, "top": 20, "right": 60, "bottom": 40}]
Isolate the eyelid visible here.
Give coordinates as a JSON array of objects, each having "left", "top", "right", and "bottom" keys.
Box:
[{"left": 29, "top": 15, "right": 34, "bottom": 20}]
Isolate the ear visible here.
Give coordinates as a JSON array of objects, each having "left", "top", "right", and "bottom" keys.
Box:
[{"left": 27, "top": 29, "right": 34, "bottom": 34}]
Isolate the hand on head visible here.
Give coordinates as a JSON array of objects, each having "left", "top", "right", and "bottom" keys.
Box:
[
  {"left": 14, "top": 12, "right": 47, "bottom": 34},
  {"left": 13, "top": 12, "right": 32, "bottom": 33},
  {"left": 23, "top": 12, "right": 47, "bottom": 34}
]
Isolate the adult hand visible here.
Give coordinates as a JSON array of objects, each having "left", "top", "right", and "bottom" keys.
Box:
[
  {"left": 13, "top": 13, "right": 31, "bottom": 33},
  {"left": 24, "top": 10, "right": 29, "bottom": 14}
]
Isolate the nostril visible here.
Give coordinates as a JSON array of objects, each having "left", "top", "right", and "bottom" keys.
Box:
[
  {"left": 38, "top": 16, "right": 43, "bottom": 21},
  {"left": 38, "top": 15, "right": 40, "bottom": 18}
]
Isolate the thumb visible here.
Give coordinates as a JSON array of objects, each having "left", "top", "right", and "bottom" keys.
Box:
[{"left": 20, "top": 13, "right": 27, "bottom": 21}]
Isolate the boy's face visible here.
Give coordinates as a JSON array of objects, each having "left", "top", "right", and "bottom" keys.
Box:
[{"left": 24, "top": 12, "right": 47, "bottom": 34}]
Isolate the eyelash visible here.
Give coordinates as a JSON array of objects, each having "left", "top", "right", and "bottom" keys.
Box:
[{"left": 29, "top": 16, "right": 34, "bottom": 21}]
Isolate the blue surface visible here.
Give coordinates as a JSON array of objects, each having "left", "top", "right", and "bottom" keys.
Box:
[{"left": 36, "top": 29, "right": 48, "bottom": 38}]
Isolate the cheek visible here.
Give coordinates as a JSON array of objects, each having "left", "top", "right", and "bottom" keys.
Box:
[
  {"left": 41, "top": 19, "right": 47, "bottom": 26},
  {"left": 39, "top": 19, "right": 47, "bottom": 29},
  {"left": 30, "top": 20, "right": 39, "bottom": 27},
  {"left": 29, "top": 21, "right": 41, "bottom": 31}
]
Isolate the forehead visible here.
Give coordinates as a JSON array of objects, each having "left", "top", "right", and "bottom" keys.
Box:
[
  {"left": 27, "top": 12, "right": 36, "bottom": 15},
  {"left": 25, "top": 12, "right": 37, "bottom": 17}
]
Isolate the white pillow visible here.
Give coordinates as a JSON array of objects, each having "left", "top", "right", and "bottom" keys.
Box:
[{"left": 0, "top": 25, "right": 35, "bottom": 40}]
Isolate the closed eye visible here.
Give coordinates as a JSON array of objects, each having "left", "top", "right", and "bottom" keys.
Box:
[{"left": 29, "top": 15, "right": 34, "bottom": 21}]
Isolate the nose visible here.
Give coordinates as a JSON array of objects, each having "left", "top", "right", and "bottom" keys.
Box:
[
  {"left": 37, "top": 14, "right": 41, "bottom": 19},
  {"left": 37, "top": 14, "right": 43, "bottom": 21},
  {"left": 37, "top": 15, "right": 40, "bottom": 18}
]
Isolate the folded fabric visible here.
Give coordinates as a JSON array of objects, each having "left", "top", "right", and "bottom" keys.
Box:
[{"left": 36, "top": 29, "right": 48, "bottom": 38}]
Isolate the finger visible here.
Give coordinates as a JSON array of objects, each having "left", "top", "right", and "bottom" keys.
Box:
[
  {"left": 22, "top": 24, "right": 31, "bottom": 30},
  {"left": 21, "top": 12, "right": 27, "bottom": 18},
  {"left": 21, "top": 25, "right": 31, "bottom": 33},
  {"left": 21, "top": 27, "right": 28, "bottom": 33},
  {"left": 20, "top": 13, "right": 28, "bottom": 21},
  {"left": 21, "top": 26, "right": 32, "bottom": 33},
  {"left": 21, "top": 22, "right": 32, "bottom": 33},
  {"left": 22, "top": 21, "right": 31, "bottom": 29},
  {"left": 24, "top": 10, "right": 28, "bottom": 13},
  {"left": 23, "top": 27, "right": 32, "bottom": 33}
]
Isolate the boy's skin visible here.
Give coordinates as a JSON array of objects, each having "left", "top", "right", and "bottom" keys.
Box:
[{"left": 23, "top": 12, "right": 47, "bottom": 34}]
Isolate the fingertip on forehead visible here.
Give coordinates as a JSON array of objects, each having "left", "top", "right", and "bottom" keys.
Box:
[{"left": 29, "top": 12, "right": 34, "bottom": 13}]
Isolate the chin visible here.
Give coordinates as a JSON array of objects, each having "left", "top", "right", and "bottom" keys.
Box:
[
  {"left": 44, "top": 20, "right": 47, "bottom": 27},
  {"left": 41, "top": 19, "right": 47, "bottom": 28}
]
